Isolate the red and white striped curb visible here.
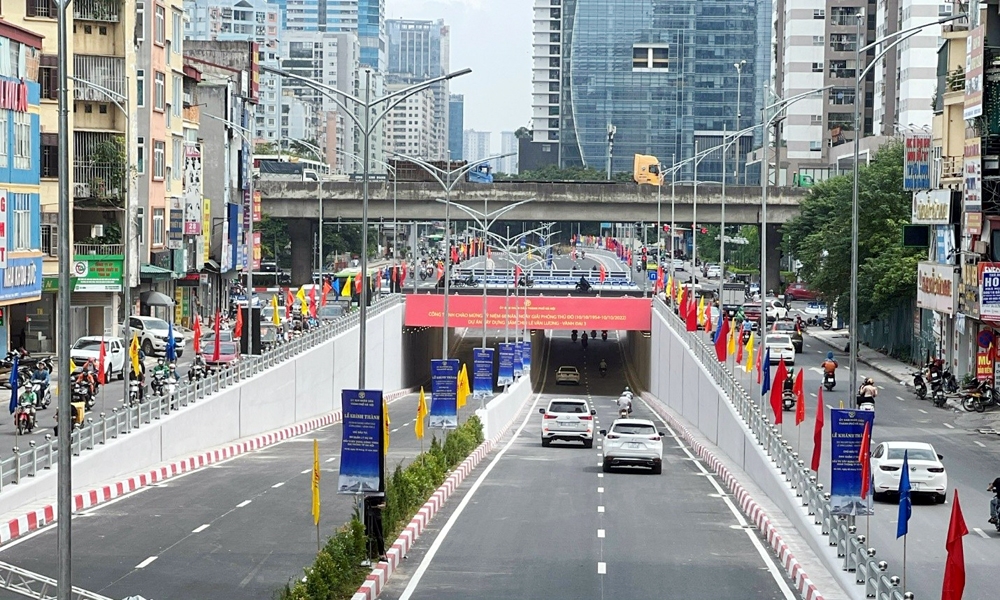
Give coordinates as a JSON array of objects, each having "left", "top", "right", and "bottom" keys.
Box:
[
  {"left": 352, "top": 386, "right": 530, "bottom": 600},
  {"left": 0, "top": 387, "right": 415, "bottom": 547},
  {"left": 642, "top": 394, "right": 825, "bottom": 600}
]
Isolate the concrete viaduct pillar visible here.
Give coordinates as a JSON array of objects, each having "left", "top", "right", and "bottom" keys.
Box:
[
  {"left": 289, "top": 218, "right": 314, "bottom": 287},
  {"left": 763, "top": 223, "right": 783, "bottom": 296}
]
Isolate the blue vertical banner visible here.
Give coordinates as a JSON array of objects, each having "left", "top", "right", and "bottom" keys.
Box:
[
  {"left": 338, "top": 390, "right": 385, "bottom": 494},
  {"left": 829, "top": 409, "right": 875, "bottom": 516},
  {"left": 497, "top": 343, "right": 515, "bottom": 386},
  {"left": 513, "top": 341, "right": 524, "bottom": 378},
  {"left": 430, "top": 359, "right": 459, "bottom": 429},
  {"left": 473, "top": 348, "right": 494, "bottom": 399},
  {"left": 521, "top": 340, "right": 532, "bottom": 375}
]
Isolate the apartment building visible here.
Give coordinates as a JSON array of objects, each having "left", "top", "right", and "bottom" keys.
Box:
[
  {"left": 386, "top": 84, "right": 435, "bottom": 159},
  {"left": 387, "top": 18, "right": 450, "bottom": 161}
]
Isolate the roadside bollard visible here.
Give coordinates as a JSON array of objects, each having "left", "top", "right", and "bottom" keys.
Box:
[
  {"left": 855, "top": 546, "right": 875, "bottom": 585},
  {"left": 12, "top": 447, "right": 19, "bottom": 483},
  {"left": 44, "top": 434, "right": 53, "bottom": 470},
  {"left": 99, "top": 412, "right": 107, "bottom": 445},
  {"left": 28, "top": 440, "right": 36, "bottom": 478}
]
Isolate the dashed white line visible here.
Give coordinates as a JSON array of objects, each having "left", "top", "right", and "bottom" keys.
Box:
[
  {"left": 271, "top": 482, "right": 285, "bottom": 488},
  {"left": 896, "top": 396, "right": 905, "bottom": 401},
  {"left": 943, "top": 423, "right": 955, "bottom": 429},
  {"left": 597, "top": 529, "right": 605, "bottom": 538},
  {"left": 597, "top": 506, "right": 605, "bottom": 513},
  {"left": 975, "top": 441, "right": 987, "bottom": 448},
  {"left": 598, "top": 473, "right": 604, "bottom": 478},
  {"left": 300, "top": 469, "right": 311, "bottom": 474},
  {"left": 597, "top": 562, "right": 607, "bottom": 574},
  {"left": 918, "top": 409, "right": 928, "bottom": 414},
  {"left": 391, "top": 428, "right": 400, "bottom": 433},
  {"left": 974, "top": 527, "right": 991, "bottom": 539},
  {"left": 135, "top": 556, "right": 158, "bottom": 569},
  {"left": 237, "top": 500, "right": 252, "bottom": 508},
  {"left": 192, "top": 524, "right": 210, "bottom": 533},
  {"left": 597, "top": 487, "right": 604, "bottom": 493}
]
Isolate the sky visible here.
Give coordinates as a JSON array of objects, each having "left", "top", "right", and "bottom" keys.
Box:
[{"left": 386, "top": 0, "right": 533, "bottom": 152}]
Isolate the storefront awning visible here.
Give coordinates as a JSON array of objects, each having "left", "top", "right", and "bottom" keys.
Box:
[
  {"left": 140, "top": 263, "right": 176, "bottom": 282},
  {"left": 201, "top": 259, "right": 220, "bottom": 273}
]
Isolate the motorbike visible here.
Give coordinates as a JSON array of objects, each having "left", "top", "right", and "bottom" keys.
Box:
[
  {"left": 571, "top": 331, "right": 578, "bottom": 343},
  {"left": 599, "top": 365, "right": 607, "bottom": 377},
  {"left": 823, "top": 372, "right": 836, "bottom": 391},
  {"left": 28, "top": 379, "right": 51, "bottom": 409},
  {"left": 741, "top": 329, "right": 752, "bottom": 346},
  {"left": 590, "top": 330, "right": 597, "bottom": 339},
  {"left": 961, "top": 381, "right": 999, "bottom": 413},
  {"left": 930, "top": 378, "right": 948, "bottom": 408},
  {"left": 911, "top": 370, "right": 927, "bottom": 400},
  {"left": 782, "top": 388, "right": 795, "bottom": 411},
  {"left": 858, "top": 398, "right": 875, "bottom": 412},
  {"left": 601, "top": 331, "right": 608, "bottom": 341},
  {"left": 150, "top": 372, "right": 166, "bottom": 397},
  {"left": 821, "top": 316, "right": 833, "bottom": 330},
  {"left": 14, "top": 402, "right": 35, "bottom": 435},
  {"left": 581, "top": 335, "right": 588, "bottom": 349},
  {"left": 188, "top": 363, "right": 208, "bottom": 382},
  {"left": 164, "top": 373, "right": 178, "bottom": 407},
  {"left": 71, "top": 380, "right": 95, "bottom": 410},
  {"left": 128, "top": 378, "right": 142, "bottom": 407}
]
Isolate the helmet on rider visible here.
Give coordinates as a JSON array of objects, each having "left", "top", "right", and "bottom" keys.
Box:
[
  {"left": 826, "top": 351, "right": 834, "bottom": 360},
  {"left": 157, "top": 358, "right": 165, "bottom": 366}
]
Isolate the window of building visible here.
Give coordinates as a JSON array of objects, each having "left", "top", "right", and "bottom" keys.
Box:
[
  {"left": 172, "top": 75, "right": 181, "bottom": 117},
  {"left": 829, "top": 33, "right": 857, "bottom": 53},
  {"left": 14, "top": 112, "right": 30, "bottom": 171},
  {"left": 172, "top": 137, "right": 181, "bottom": 178},
  {"left": 812, "top": 62, "right": 823, "bottom": 73},
  {"left": 810, "top": 115, "right": 823, "bottom": 125},
  {"left": 809, "top": 140, "right": 822, "bottom": 151},
  {"left": 136, "top": 207, "right": 144, "bottom": 245},
  {"left": 39, "top": 55, "right": 57, "bottom": 100},
  {"left": 154, "top": 4, "right": 165, "bottom": 45},
  {"left": 41, "top": 133, "right": 57, "bottom": 178},
  {"left": 632, "top": 45, "right": 669, "bottom": 71},
  {"left": 939, "top": 3, "right": 953, "bottom": 15},
  {"left": 13, "top": 194, "right": 30, "bottom": 251},
  {"left": 814, "top": 8, "right": 825, "bottom": 18},
  {"left": 0, "top": 113, "right": 8, "bottom": 170},
  {"left": 829, "top": 59, "right": 856, "bottom": 79},
  {"left": 153, "top": 140, "right": 165, "bottom": 179},
  {"left": 829, "top": 88, "right": 855, "bottom": 105},
  {"left": 136, "top": 69, "right": 145, "bottom": 107},
  {"left": 41, "top": 222, "right": 56, "bottom": 256},
  {"left": 136, "top": 3, "right": 145, "bottom": 40},
  {"left": 26, "top": 0, "right": 58, "bottom": 18},
  {"left": 171, "top": 10, "right": 182, "bottom": 54},
  {"left": 152, "top": 208, "right": 164, "bottom": 246},
  {"left": 154, "top": 71, "right": 165, "bottom": 110},
  {"left": 812, "top": 36, "right": 824, "bottom": 46},
  {"left": 137, "top": 137, "right": 145, "bottom": 174}
]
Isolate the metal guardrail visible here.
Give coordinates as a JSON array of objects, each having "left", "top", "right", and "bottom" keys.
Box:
[
  {"left": 0, "top": 559, "right": 111, "bottom": 600},
  {"left": 653, "top": 298, "right": 912, "bottom": 600},
  {"left": 0, "top": 294, "right": 404, "bottom": 496}
]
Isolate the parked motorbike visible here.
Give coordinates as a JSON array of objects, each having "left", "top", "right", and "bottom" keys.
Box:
[
  {"left": 911, "top": 370, "right": 927, "bottom": 400},
  {"left": 821, "top": 316, "right": 833, "bottom": 330},
  {"left": 961, "top": 380, "right": 999, "bottom": 413},
  {"left": 823, "top": 372, "right": 836, "bottom": 391}
]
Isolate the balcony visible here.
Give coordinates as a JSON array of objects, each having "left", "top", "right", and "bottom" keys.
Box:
[
  {"left": 941, "top": 155, "right": 962, "bottom": 179},
  {"left": 73, "top": 55, "right": 125, "bottom": 102},
  {"left": 73, "top": 0, "right": 121, "bottom": 22},
  {"left": 73, "top": 132, "right": 125, "bottom": 203},
  {"left": 183, "top": 104, "right": 200, "bottom": 123},
  {"left": 74, "top": 243, "right": 123, "bottom": 256}
]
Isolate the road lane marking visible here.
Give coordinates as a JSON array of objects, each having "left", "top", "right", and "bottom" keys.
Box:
[
  {"left": 192, "top": 524, "right": 210, "bottom": 533},
  {"left": 300, "top": 469, "right": 311, "bottom": 474},
  {"left": 975, "top": 441, "right": 987, "bottom": 448},
  {"left": 598, "top": 487, "right": 604, "bottom": 493},
  {"left": 325, "top": 457, "right": 337, "bottom": 462},
  {"left": 597, "top": 529, "right": 605, "bottom": 538},
  {"left": 598, "top": 506, "right": 605, "bottom": 513},
  {"left": 271, "top": 482, "right": 284, "bottom": 488},
  {"left": 597, "top": 562, "right": 606, "bottom": 574},
  {"left": 943, "top": 423, "right": 954, "bottom": 429},
  {"left": 391, "top": 428, "right": 400, "bottom": 433},
  {"left": 237, "top": 500, "right": 252, "bottom": 508},
  {"left": 896, "top": 396, "right": 905, "bottom": 401},
  {"left": 135, "top": 556, "right": 158, "bottom": 569},
  {"left": 918, "top": 409, "right": 928, "bottom": 414},
  {"left": 598, "top": 473, "right": 604, "bottom": 478},
  {"left": 974, "top": 527, "right": 990, "bottom": 539}
]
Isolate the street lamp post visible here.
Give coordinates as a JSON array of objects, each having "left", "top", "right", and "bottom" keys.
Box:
[
  {"left": 846, "top": 11, "right": 965, "bottom": 401},
  {"left": 391, "top": 151, "right": 516, "bottom": 359},
  {"left": 335, "top": 149, "right": 399, "bottom": 274},
  {"left": 260, "top": 64, "right": 471, "bottom": 386},
  {"left": 606, "top": 124, "right": 616, "bottom": 181}
]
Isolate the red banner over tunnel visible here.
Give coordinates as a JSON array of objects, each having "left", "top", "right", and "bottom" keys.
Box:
[{"left": 404, "top": 294, "right": 652, "bottom": 331}]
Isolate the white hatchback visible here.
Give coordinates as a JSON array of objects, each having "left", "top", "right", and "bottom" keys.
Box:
[
  {"left": 765, "top": 334, "right": 796, "bottom": 365},
  {"left": 540, "top": 399, "right": 596, "bottom": 447},
  {"left": 871, "top": 441, "right": 947, "bottom": 503},
  {"left": 600, "top": 419, "right": 664, "bottom": 474}
]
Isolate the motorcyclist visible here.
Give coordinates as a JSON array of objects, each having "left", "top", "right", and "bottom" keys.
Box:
[
  {"left": 622, "top": 386, "right": 634, "bottom": 400},
  {"left": 599, "top": 358, "right": 608, "bottom": 374},
  {"left": 30, "top": 363, "right": 50, "bottom": 398},
  {"left": 74, "top": 361, "right": 96, "bottom": 396},
  {"left": 858, "top": 377, "right": 878, "bottom": 406},
  {"left": 616, "top": 394, "right": 632, "bottom": 415},
  {"left": 989, "top": 476, "right": 1000, "bottom": 524},
  {"left": 17, "top": 384, "right": 37, "bottom": 428},
  {"left": 822, "top": 352, "right": 838, "bottom": 382},
  {"left": 151, "top": 358, "right": 169, "bottom": 393},
  {"left": 783, "top": 368, "right": 795, "bottom": 394}
]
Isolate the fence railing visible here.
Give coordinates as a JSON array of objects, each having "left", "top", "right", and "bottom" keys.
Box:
[
  {"left": 653, "top": 297, "right": 911, "bottom": 600},
  {"left": 0, "top": 294, "right": 405, "bottom": 495}
]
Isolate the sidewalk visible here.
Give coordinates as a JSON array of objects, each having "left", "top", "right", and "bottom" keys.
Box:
[{"left": 807, "top": 328, "right": 916, "bottom": 385}]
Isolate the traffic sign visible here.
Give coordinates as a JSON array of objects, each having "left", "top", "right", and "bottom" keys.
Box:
[{"left": 648, "top": 271, "right": 657, "bottom": 281}]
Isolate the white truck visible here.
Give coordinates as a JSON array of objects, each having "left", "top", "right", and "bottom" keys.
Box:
[{"left": 721, "top": 283, "right": 747, "bottom": 314}]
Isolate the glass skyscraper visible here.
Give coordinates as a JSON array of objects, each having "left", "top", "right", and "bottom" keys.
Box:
[
  {"left": 359, "top": 0, "right": 386, "bottom": 71},
  {"left": 534, "top": 0, "right": 765, "bottom": 183}
]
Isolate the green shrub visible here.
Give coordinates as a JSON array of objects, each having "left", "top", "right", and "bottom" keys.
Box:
[{"left": 279, "top": 416, "right": 485, "bottom": 599}]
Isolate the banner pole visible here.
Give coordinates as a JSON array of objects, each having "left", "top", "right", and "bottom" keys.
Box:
[{"left": 902, "top": 534, "right": 907, "bottom": 591}]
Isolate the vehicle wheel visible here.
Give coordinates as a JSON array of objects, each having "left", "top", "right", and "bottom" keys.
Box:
[
  {"left": 541, "top": 437, "right": 551, "bottom": 447},
  {"left": 117, "top": 368, "right": 124, "bottom": 381},
  {"left": 16, "top": 421, "right": 22, "bottom": 435},
  {"left": 963, "top": 397, "right": 978, "bottom": 412},
  {"left": 935, "top": 493, "right": 947, "bottom": 504},
  {"left": 583, "top": 439, "right": 593, "bottom": 449},
  {"left": 976, "top": 399, "right": 986, "bottom": 413},
  {"left": 141, "top": 339, "right": 154, "bottom": 356},
  {"left": 872, "top": 491, "right": 884, "bottom": 502},
  {"left": 651, "top": 462, "right": 662, "bottom": 475},
  {"left": 601, "top": 461, "right": 611, "bottom": 473}
]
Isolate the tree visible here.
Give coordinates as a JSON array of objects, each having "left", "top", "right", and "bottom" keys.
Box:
[
  {"left": 497, "top": 165, "right": 614, "bottom": 182},
  {"left": 514, "top": 127, "right": 531, "bottom": 140},
  {"left": 782, "top": 140, "right": 921, "bottom": 322}
]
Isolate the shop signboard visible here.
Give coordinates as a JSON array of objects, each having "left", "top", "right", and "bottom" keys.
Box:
[
  {"left": 903, "top": 133, "right": 932, "bottom": 190},
  {"left": 979, "top": 262, "right": 1000, "bottom": 319},
  {"left": 202, "top": 198, "right": 211, "bottom": 263},
  {"left": 965, "top": 25, "right": 985, "bottom": 120},
  {"left": 183, "top": 144, "right": 203, "bottom": 235},
  {"left": 911, "top": 190, "right": 951, "bottom": 225},
  {"left": 965, "top": 137, "right": 982, "bottom": 221},
  {"left": 0, "top": 256, "right": 41, "bottom": 302},
  {"left": 916, "top": 262, "right": 957, "bottom": 315},
  {"left": 70, "top": 256, "right": 122, "bottom": 293},
  {"left": 976, "top": 348, "right": 993, "bottom": 381},
  {"left": 168, "top": 198, "right": 183, "bottom": 250}
]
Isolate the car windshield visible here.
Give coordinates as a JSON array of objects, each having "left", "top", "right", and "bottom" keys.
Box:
[
  {"left": 549, "top": 402, "right": 587, "bottom": 413},
  {"left": 766, "top": 335, "right": 791, "bottom": 345},
  {"left": 144, "top": 318, "right": 170, "bottom": 330},
  {"left": 73, "top": 339, "right": 105, "bottom": 351},
  {"left": 773, "top": 322, "right": 795, "bottom": 332},
  {"left": 887, "top": 448, "right": 937, "bottom": 461},
  {"left": 558, "top": 367, "right": 577, "bottom": 373},
  {"left": 612, "top": 423, "right": 656, "bottom": 435},
  {"left": 218, "top": 343, "right": 238, "bottom": 355},
  {"left": 318, "top": 305, "right": 344, "bottom": 317}
]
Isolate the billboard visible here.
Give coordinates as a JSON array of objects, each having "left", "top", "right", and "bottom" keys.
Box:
[
  {"left": 338, "top": 390, "right": 385, "bottom": 494},
  {"left": 829, "top": 409, "right": 875, "bottom": 516},
  {"left": 916, "top": 262, "right": 957, "bottom": 315},
  {"left": 911, "top": 189, "right": 952, "bottom": 225},
  {"left": 183, "top": 144, "right": 203, "bottom": 235},
  {"left": 903, "top": 133, "right": 932, "bottom": 190},
  {"left": 429, "top": 359, "right": 459, "bottom": 429},
  {"left": 404, "top": 295, "right": 653, "bottom": 330},
  {"left": 965, "top": 25, "right": 984, "bottom": 120}
]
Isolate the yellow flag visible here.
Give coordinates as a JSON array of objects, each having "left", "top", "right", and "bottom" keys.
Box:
[
  {"left": 296, "top": 287, "right": 308, "bottom": 316},
  {"left": 271, "top": 294, "right": 281, "bottom": 325},
  {"left": 697, "top": 296, "right": 706, "bottom": 325},
  {"left": 677, "top": 285, "right": 686, "bottom": 308},
  {"left": 129, "top": 333, "right": 140, "bottom": 375},
  {"left": 382, "top": 396, "right": 390, "bottom": 452},
  {"left": 415, "top": 387, "right": 427, "bottom": 440},
  {"left": 342, "top": 275, "right": 353, "bottom": 298},
  {"left": 744, "top": 333, "right": 755, "bottom": 374},
  {"left": 665, "top": 275, "right": 673, "bottom": 297},
  {"left": 457, "top": 365, "right": 470, "bottom": 409},
  {"left": 311, "top": 439, "right": 320, "bottom": 526},
  {"left": 69, "top": 359, "right": 77, "bottom": 373},
  {"left": 727, "top": 324, "right": 736, "bottom": 357}
]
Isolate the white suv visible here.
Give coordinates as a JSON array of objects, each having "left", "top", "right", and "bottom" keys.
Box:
[
  {"left": 600, "top": 419, "right": 664, "bottom": 474},
  {"left": 539, "top": 398, "right": 596, "bottom": 448},
  {"left": 124, "top": 316, "right": 186, "bottom": 357}
]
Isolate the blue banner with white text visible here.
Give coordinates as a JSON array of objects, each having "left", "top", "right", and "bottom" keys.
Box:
[
  {"left": 497, "top": 343, "right": 514, "bottom": 386},
  {"left": 338, "top": 389, "right": 384, "bottom": 494},
  {"left": 430, "top": 359, "right": 459, "bottom": 429},
  {"left": 829, "top": 409, "right": 875, "bottom": 516},
  {"left": 513, "top": 341, "right": 524, "bottom": 378},
  {"left": 521, "top": 341, "right": 532, "bottom": 375},
  {"left": 473, "top": 348, "right": 494, "bottom": 399}
]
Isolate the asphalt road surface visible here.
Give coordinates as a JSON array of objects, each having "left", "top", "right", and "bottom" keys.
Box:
[
  {"left": 716, "top": 301, "right": 996, "bottom": 599},
  {"left": 0, "top": 332, "right": 503, "bottom": 599},
  {"left": 380, "top": 332, "right": 795, "bottom": 600}
]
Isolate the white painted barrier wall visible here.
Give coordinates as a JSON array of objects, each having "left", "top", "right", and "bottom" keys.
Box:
[
  {"left": 475, "top": 375, "right": 533, "bottom": 442},
  {"left": 0, "top": 302, "right": 406, "bottom": 517}
]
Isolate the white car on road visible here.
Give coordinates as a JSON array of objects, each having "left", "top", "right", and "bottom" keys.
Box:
[
  {"left": 539, "top": 398, "right": 596, "bottom": 448},
  {"left": 764, "top": 334, "right": 796, "bottom": 365},
  {"left": 555, "top": 366, "right": 581, "bottom": 385},
  {"left": 600, "top": 418, "right": 664, "bottom": 474},
  {"left": 871, "top": 441, "right": 947, "bottom": 503},
  {"left": 125, "top": 316, "right": 186, "bottom": 357},
  {"left": 70, "top": 337, "right": 127, "bottom": 380},
  {"left": 671, "top": 259, "right": 685, "bottom": 272},
  {"left": 705, "top": 264, "right": 722, "bottom": 278}
]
